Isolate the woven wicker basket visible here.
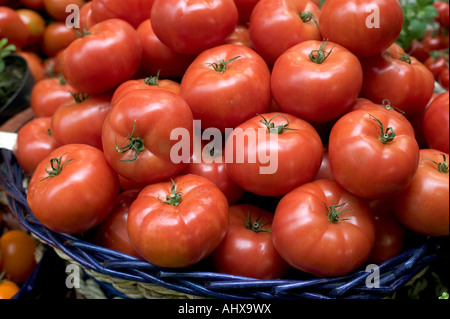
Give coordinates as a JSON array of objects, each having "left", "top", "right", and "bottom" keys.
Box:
[{"left": 0, "top": 148, "right": 444, "bottom": 299}]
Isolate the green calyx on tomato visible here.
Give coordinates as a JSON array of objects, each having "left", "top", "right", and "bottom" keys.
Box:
[
  {"left": 309, "top": 41, "right": 335, "bottom": 64},
  {"left": 42, "top": 152, "right": 75, "bottom": 180},
  {"left": 398, "top": 52, "right": 412, "bottom": 64},
  {"left": 381, "top": 99, "right": 406, "bottom": 115},
  {"left": 143, "top": 70, "right": 161, "bottom": 86},
  {"left": 423, "top": 154, "right": 449, "bottom": 174},
  {"left": 206, "top": 56, "right": 241, "bottom": 73},
  {"left": 370, "top": 114, "right": 396, "bottom": 144},
  {"left": 258, "top": 113, "right": 296, "bottom": 134},
  {"left": 74, "top": 27, "right": 91, "bottom": 38},
  {"left": 324, "top": 202, "right": 350, "bottom": 223},
  {"left": 245, "top": 211, "right": 271, "bottom": 233},
  {"left": 69, "top": 91, "right": 90, "bottom": 104},
  {"left": 159, "top": 179, "right": 182, "bottom": 207},
  {"left": 115, "top": 120, "right": 144, "bottom": 162},
  {"left": 299, "top": 11, "right": 318, "bottom": 27}
]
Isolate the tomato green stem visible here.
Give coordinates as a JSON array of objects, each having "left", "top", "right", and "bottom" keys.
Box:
[
  {"left": 309, "top": 41, "right": 335, "bottom": 64},
  {"left": 206, "top": 56, "right": 241, "bottom": 73},
  {"left": 258, "top": 114, "right": 297, "bottom": 134},
  {"left": 299, "top": 11, "right": 319, "bottom": 28},
  {"left": 41, "top": 152, "right": 76, "bottom": 180},
  {"left": 75, "top": 27, "right": 91, "bottom": 38},
  {"left": 144, "top": 70, "right": 161, "bottom": 86},
  {"left": 115, "top": 120, "right": 145, "bottom": 162},
  {"left": 246, "top": 210, "right": 271, "bottom": 233},
  {"left": 370, "top": 114, "right": 396, "bottom": 144},
  {"left": 325, "top": 202, "right": 350, "bottom": 223},
  {"left": 422, "top": 154, "right": 449, "bottom": 174},
  {"left": 159, "top": 179, "right": 182, "bottom": 206},
  {"left": 381, "top": 99, "right": 405, "bottom": 115},
  {"left": 69, "top": 91, "right": 90, "bottom": 103},
  {"left": 398, "top": 52, "right": 412, "bottom": 64}
]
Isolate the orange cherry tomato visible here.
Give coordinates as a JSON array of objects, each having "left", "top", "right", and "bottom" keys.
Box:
[
  {"left": 0, "top": 280, "right": 20, "bottom": 299},
  {"left": 16, "top": 8, "right": 46, "bottom": 46}
]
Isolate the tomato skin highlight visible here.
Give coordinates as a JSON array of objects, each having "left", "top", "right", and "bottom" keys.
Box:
[
  {"left": 211, "top": 204, "right": 290, "bottom": 279},
  {"left": 272, "top": 179, "right": 375, "bottom": 277},
  {"left": 127, "top": 174, "right": 229, "bottom": 268},
  {"left": 423, "top": 91, "right": 449, "bottom": 154},
  {"left": 27, "top": 144, "right": 121, "bottom": 234}
]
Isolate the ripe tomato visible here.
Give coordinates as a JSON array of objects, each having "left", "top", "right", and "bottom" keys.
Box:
[
  {"left": 225, "top": 112, "right": 323, "bottom": 197},
  {"left": 319, "top": 0, "right": 403, "bottom": 57},
  {"left": 360, "top": 43, "right": 435, "bottom": 117},
  {"left": 211, "top": 204, "right": 289, "bottom": 279},
  {"left": 51, "top": 93, "right": 112, "bottom": 150},
  {"left": 249, "top": 0, "right": 321, "bottom": 66},
  {"left": 18, "top": 0, "right": 44, "bottom": 10},
  {"left": 424, "top": 53, "right": 448, "bottom": 80},
  {"left": 27, "top": 144, "right": 121, "bottom": 234},
  {"left": 181, "top": 140, "right": 245, "bottom": 205},
  {"left": 434, "top": 1, "right": 450, "bottom": 28},
  {"left": 111, "top": 75, "right": 181, "bottom": 106},
  {"left": 40, "top": 21, "right": 77, "bottom": 57},
  {"left": 0, "top": 6, "right": 29, "bottom": 49},
  {"left": 127, "top": 174, "right": 229, "bottom": 268},
  {"left": 180, "top": 44, "right": 271, "bottom": 131},
  {"left": 0, "top": 230, "right": 37, "bottom": 284},
  {"left": 438, "top": 67, "right": 449, "bottom": 90},
  {"left": 15, "top": 117, "right": 61, "bottom": 175},
  {"left": 392, "top": 149, "right": 449, "bottom": 237},
  {"left": 78, "top": 1, "right": 96, "bottom": 31},
  {"left": 43, "top": 0, "right": 85, "bottom": 21},
  {"left": 367, "top": 199, "right": 406, "bottom": 265},
  {"left": 150, "top": 0, "right": 238, "bottom": 55},
  {"left": 225, "top": 24, "right": 252, "bottom": 48},
  {"left": 94, "top": 189, "right": 141, "bottom": 258},
  {"left": 423, "top": 91, "right": 449, "bottom": 154},
  {"left": 30, "top": 76, "right": 77, "bottom": 117},
  {"left": 329, "top": 108, "right": 420, "bottom": 200},
  {"left": 0, "top": 280, "right": 20, "bottom": 299},
  {"left": 59, "top": 19, "right": 142, "bottom": 95},
  {"left": 16, "top": 8, "right": 45, "bottom": 46},
  {"left": 136, "top": 19, "right": 196, "bottom": 79},
  {"left": 101, "top": 89, "right": 193, "bottom": 184},
  {"left": 314, "top": 145, "right": 334, "bottom": 181},
  {"left": 271, "top": 40, "right": 363, "bottom": 123},
  {"left": 91, "top": 0, "right": 155, "bottom": 28},
  {"left": 272, "top": 179, "right": 375, "bottom": 277}
]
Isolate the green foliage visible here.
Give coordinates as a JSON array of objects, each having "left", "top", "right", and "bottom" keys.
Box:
[
  {"left": 397, "top": 0, "right": 439, "bottom": 50},
  {"left": 0, "top": 38, "right": 16, "bottom": 74}
]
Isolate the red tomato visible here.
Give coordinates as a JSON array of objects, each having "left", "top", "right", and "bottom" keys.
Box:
[
  {"left": 360, "top": 43, "right": 435, "bottom": 117},
  {"left": 271, "top": 40, "right": 363, "bottom": 123},
  {"left": 136, "top": 19, "right": 196, "bottom": 80},
  {"left": 15, "top": 117, "right": 61, "bottom": 175},
  {"left": 111, "top": 75, "right": 181, "bottom": 106},
  {"left": 0, "top": 6, "right": 29, "bottom": 50},
  {"left": 27, "top": 144, "right": 121, "bottom": 234},
  {"left": 249, "top": 0, "right": 321, "bottom": 66},
  {"left": 329, "top": 108, "right": 420, "bottom": 200},
  {"left": 18, "top": 0, "right": 44, "bottom": 10},
  {"left": 0, "top": 230, "right": 37, "bottom": 284},
  {"left": 434, "top": 1, "right": 450, "bottom": 28},
  {"left": 40, "top": 21, "right": 77, "bottom": 57},
  {"left": 91, "top": 0, "right": 155, "bottom": 28},
  {"left": 211, "top": 204, "right": 289, "bottom": 279},
  {"left": 16, "top": 8, "right": 45, "bottom": 46},
  {"left": 438, "top": 67, "right": 449, "bottom": 90},
  {"left": 127, "top": 174, "right": 229, "bottom": 268},
  {"left": 225, "top": 112, "right": 323, "bottom": 197},
  {"left": 181, "top": 140, "right": 245, "bottom": 205},
  {"left": 423, "top": 91, "right": 449, "bottom": 154},
  {"left": 43, "top": 0, "right": 85, "bottom": 21},
  {"left": 180, "top": 44, "right": 271, "bottom": 131},
  {"left": 150, "top": 0, "right": 238, "bottom": 55},
  {"left": 424, "top": 54, "right": 449, "bottom": 80},
  {"left": 367, "top": 199, "right": 406, "bottom": 265},
  {"left": 101, "top": 89, "right": 193, "bottom": 184},
  {"left": 319, "top": 0, "right": 403, "bottom": 57},
  {"left": 30, "top": 76, "right": 77, "bottom": 117},
  {"left": 59, "top": 19, "right": 142, "bottom": 95},
  {"left": 392, "top": 149, "right": 449, "bottom": 237},
  {"left": 272, "top": 179, "right": 376, "bottom": 277},
  {"left": 51, "top": 93, "right": 112, "bottom": 150},
  {"left": 94, "top": 189, "right": 142, "bottom": 258},
  {"left": 234, "top": 0, "right": 260, "bottom": 24},
  {"left": 225, "top": 24, "right": 252, "bottom": 48},
  {"left": 314, "top": 145, "right": 334, "bottom": 181},
  {"left": 78, "top": 1, "right": 96, "bottom": 31}
]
